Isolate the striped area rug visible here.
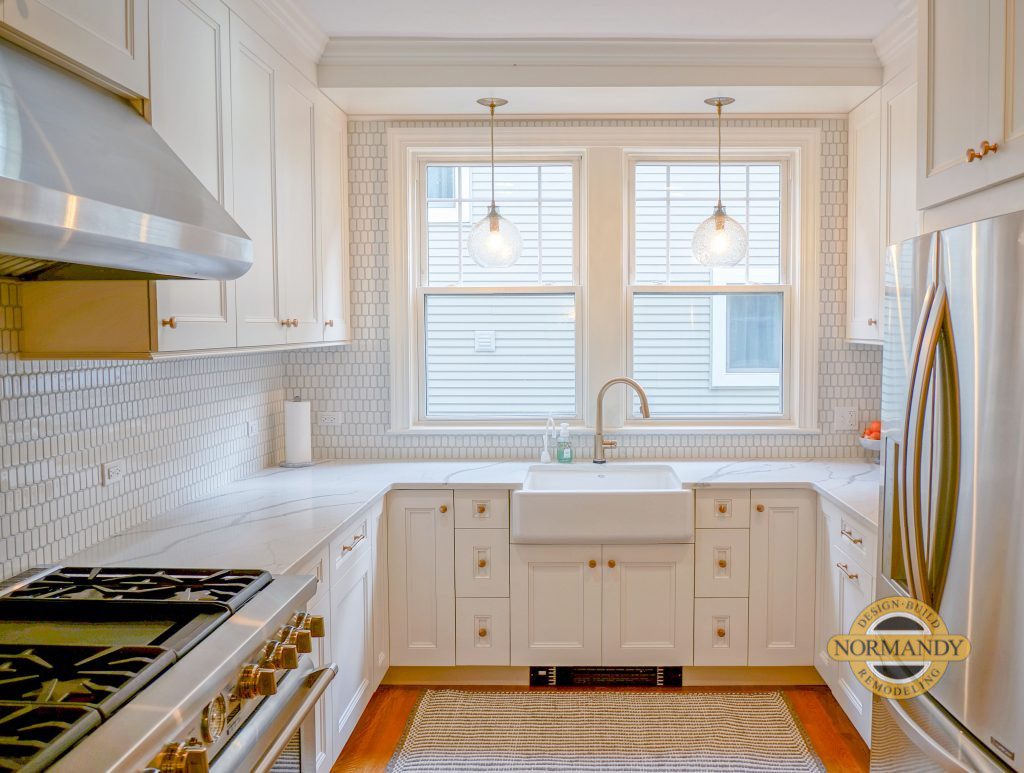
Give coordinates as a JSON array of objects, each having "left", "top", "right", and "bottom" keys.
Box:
[{"left": 388, "top": 690, "right": 825, "bottom": 772}]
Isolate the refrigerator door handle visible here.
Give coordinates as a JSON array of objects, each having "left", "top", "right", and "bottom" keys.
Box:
[{"left": 883, "top": 698, "right": 1009, "bottom": 773}]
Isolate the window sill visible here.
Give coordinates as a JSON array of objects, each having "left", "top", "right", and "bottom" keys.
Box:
[{"left": 388, "top": 423, "right": 821, "bottom": 436}]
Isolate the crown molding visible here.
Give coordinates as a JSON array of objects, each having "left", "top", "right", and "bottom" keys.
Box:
[
  {"left": 319, "top": 37, "right": 883, "bottom": 89},
  {"left": 236, "top": 0, "right": 328, "bottom": 65},
  {"left": 873, "top": 0, "right": 916, "bottom": 76}
]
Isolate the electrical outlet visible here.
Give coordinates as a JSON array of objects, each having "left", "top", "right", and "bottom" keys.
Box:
[
  {"left": 833, "top": 406, "right": 859, "bottom": 432},
  {"left": 102, "top": 459, "right": 126, "bottom": 486},
  {"left": 318, "top": 412, "right": 343, "bottom": 427}
]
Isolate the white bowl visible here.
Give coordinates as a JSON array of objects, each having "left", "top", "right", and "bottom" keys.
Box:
[{"left": 859, "top": 436, "right": 882, "bottom": 452}]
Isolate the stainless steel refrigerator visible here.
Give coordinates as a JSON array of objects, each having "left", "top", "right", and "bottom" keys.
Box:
[{"left": 872, "top": 211, "right": 1024, "bottom": 771}]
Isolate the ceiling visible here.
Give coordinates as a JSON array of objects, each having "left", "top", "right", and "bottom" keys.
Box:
[{"left": 299, "top": 0, "right": 904, "bottom": 41}]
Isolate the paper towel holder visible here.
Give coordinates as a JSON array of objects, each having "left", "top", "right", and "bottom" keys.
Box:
[{"left": 281, "top": 395, "right": 315, "bottom": 468}]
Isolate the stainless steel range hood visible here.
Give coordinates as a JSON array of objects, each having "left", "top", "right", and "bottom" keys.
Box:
[{"left": 0, "top": 37, "right": 252, "bottom": 281}]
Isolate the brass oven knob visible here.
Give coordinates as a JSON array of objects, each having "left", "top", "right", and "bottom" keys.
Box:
[
  {"left": 155, "top": 741, "right": 209, "bottom": 773},
  {"left": 236, "top": 664, "right": 277, "bottom": 699},
  {"left": 290, "top": 612, "right": 326, "bottom": 638},
  {"left": 718, "top": 504, "right": 727, "bottom": 514},
  {"left": 278, "top": 625, "right": 313, "bottom": 654},
  {"left": 716, "top": 628, "right": 727, "bottom": 639},
  {"left": 262, "top": 641, "right": 299, "bottom": 670}
]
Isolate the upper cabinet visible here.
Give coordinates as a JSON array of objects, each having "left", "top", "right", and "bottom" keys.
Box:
[
  {"left": 0, "top": 0, "right": 149, "bottom": 97},
  {"left": 316, "top": 95, "right": 351, "bottom": 343},
  {"left": 918, "top": 0, "right": 1024, "bottom": 207}
]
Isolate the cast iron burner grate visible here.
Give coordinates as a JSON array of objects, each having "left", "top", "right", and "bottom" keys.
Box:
[
  {"left": 0, "top": 646, "right": 175, "bottom": 718},
  {"left": 0, "top": 702, "right": 100, "bottom": 773},
  {"left": 3, "top": 567, "right": 271, "bottom": 610}
]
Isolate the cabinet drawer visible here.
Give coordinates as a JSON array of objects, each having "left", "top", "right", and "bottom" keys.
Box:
[
  {"left": 456, "top": 529, "right": 510, "bottom": 598},
  {"left": 292, "top": 545, "right": 330, "bottom": 608},
  {"left": 694, "top": 597, "right": 748, "bottom": 666},
  {"left": 821, "top": 499, "right": 876, "bottom": 571},
  {"left": 331, "top": 517, "right": 369, "bottom": 575},
  {"left": 696, "top": 489, "right": 751, "bottom": 529},
  {"left": 456, "top": 597, "right": 510, "bottom": 666},
  {"left": 695, "top": 529, "right": 749, "bottom": 598},
  {"left": 455, "top": 490, "right": 509, "bottom": 529}
]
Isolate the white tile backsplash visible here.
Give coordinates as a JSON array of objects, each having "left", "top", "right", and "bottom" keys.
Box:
[{"left": 287, "top": 117, "right": 881, "bottom": 460}]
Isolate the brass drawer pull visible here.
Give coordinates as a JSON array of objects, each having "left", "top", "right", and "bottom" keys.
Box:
[
  {"left": 478, "top": 558, "right": 487, "bottom": 568},
  {"left": 841, "top": 527, "right": 864, "bottom": 545},
  {"left": 868, "top": 318, "right": 877, "bottom": 326},
  {"left": 161, "top": 317, "right": 177, "bottom": 329},
  {"left": 325, "top": 319, "right": 334, "bottom": 327},
  {"left": 716, "top": 627, "right": 727, "bottom": 638},
  {"left": 477, "top": 503, "right": 487, "bottom": 514},
  {"left": 439, "top": 505, "right": 448, "bottom": 513},
  {"left": 717, "top": 503, "right": 727, "bottom": 514},
  {"left": 478, "top": 627, "right": 487, "bottom": 638},
  {"left": 607, "top": 559, "right": 616, "bottom": 568},
  {"left": 756, "top": 504, "right": 765, "bottom": 512},
  {"left": 342, "top": 533, "right": 365, "bottom": 552},
  {"left": 717, "top": 559, "right": 727, "bottom": 569},
  {"left": 966, "top": 140, "right": 998, "bottom": 162},
  {"left": 588, "top": 559, "right": 597, "bottom": 568},
  {"left": 836, "top": 562, "right": 859, "bottom": 581}
]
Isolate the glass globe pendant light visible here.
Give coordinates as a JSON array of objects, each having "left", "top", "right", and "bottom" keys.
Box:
[
  {"left": 692, "top": 97, "right": 748, "bottom": 267},
  {"left": 467, "top": 98, "right": 522, "bottom": 268}
]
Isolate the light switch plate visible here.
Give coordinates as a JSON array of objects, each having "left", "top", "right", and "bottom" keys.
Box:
[{"left": 833, "top": 406, "right": 859, "bottom": 432}]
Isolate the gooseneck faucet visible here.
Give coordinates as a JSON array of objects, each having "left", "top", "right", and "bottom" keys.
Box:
[{"left": 594, "top": 377, "right": 651, "bottom": 463}]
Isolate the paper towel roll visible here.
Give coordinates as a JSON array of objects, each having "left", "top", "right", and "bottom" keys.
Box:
[{"left": 282, "top": 398, "right": 313, "bottom": 467}]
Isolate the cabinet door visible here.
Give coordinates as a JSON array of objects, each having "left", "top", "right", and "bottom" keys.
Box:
[
  {"left": 308, "top": 592, "right": 334, "bottom": 772},
  {"left": 387, "top": 491, "right": 455, "bottom": 666},
  {"left": 881, "top": 69, "right": 919, "bottom": 255},
  {"left": 694, "top": 528, "right": 749, "bottom": 598},
  {"left": 918, "top": 0, "right": 996, "bottom": 207},
  {"left": 509, "top": 545, "right": 602, "bottom": 666},
  {"left": 276, "top": 64, "right": 322, "bottom": 344},
  {"left": 369, "top": 501, "right": 389, "bottom": 684},
  {"left": 316, "top": 95, "right": 350, "bottom": 343},
  {"left": 601, "top": 544, "right": 694, "bottom": 666},
  {"left": 848, "top": 91, "right": 882, "bottom": 344},
  {"left": 330, "top": 547, "right": 373, "bottom": 756},
  {"left": 2, "top": 0, "right": 149, "bottom": 96},
  {"left": 814, "top": 508, "right": 842, "bottom": 683},
  {"left": 748, "top": 489, "right": 817, "bottom": 666},
  {"left": 832, "top": 544, "right": 874, "bottom": 742},
  {"left": 230, "top": 18, "right": 286, "bottom": 346},
  {"left": 151, "top": 0, "right": 236, "bottom": 352},
  {"left": 992, "top": 0, "right": 1024, "bottom": 186}
]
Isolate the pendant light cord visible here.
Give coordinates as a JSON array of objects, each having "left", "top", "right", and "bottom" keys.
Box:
[
  {"left": 716, "top": 101, "right": 723, "bottom": 209},
  {"left": 489, "top": 100, "right": 496, "bottom": 209}
]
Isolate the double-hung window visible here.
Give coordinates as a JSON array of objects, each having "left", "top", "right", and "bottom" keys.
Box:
[
  {"left": 414, "top": 159, "right": 580, "bottom": 422},
  {"left": 630, "top": 158, "right": 791, "bottom": 419}
]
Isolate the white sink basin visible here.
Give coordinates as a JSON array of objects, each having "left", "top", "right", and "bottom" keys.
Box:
[{"left": 511, "top": 464, "right": 694, "bottom": 544}]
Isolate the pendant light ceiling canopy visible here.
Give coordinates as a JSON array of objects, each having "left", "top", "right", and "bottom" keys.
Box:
[
  {"left": 692, "top": 96, "right": 748, "bottom": 267},
  {"left": 467, "top": 97, "right": 522, "bottom": 268}
]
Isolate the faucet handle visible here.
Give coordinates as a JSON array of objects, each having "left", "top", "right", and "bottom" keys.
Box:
[{"left": 602, "top": 439, "right": 618, "bottom": 448}]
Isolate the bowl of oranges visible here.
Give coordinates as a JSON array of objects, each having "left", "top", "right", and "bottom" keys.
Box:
[{"left": 859, "top": 420, "right": 881, "bottom": 452}]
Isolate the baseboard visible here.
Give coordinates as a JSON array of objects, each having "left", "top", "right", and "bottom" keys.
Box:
[{"left": 382, "top": 665, "right": 823, "bottom": 687}]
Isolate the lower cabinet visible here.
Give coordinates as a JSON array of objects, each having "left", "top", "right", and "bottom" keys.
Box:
[
  {"left": 308, "top": 590, "right": 333, "bottom": 772},
  {"left": 456, "top": 598, "right": 511, "bottom": 666},
  {"left": 694, "top": 597, "right": 749, "bottom": 666},
  {"left": 509, "top": 544, "right": 694, "bottom": 666}
]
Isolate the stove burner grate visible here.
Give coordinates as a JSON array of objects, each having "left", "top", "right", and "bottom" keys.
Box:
[{"left": 0, "top": 702, "right": 100, "bottom": 773}]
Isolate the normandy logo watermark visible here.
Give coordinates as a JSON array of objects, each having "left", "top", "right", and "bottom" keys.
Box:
[{"left": 827, "top": 596, "right": 970, "bottom": 698}]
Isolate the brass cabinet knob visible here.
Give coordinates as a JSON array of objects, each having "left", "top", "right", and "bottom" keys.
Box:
[
  {"left": 967, "top": 140, "right": 999, "bottom": 162},
  {"left": 439, "top": 504, "right": 448, "bottom": 513},
  {"left": 756, "top": 504, "right": 765, "bottom": 512},
  {"left": 478, "top": 627, "right": 488, "bottom": 638},
  {"left": 477, "top": 503, "right": 487, "bottom": 514},
  {"left": 281, "top": 319, "right": 288, "bottom": 326},
  {"left": 867, "top": 318, "right": 878, "bottom": 326},
  {"left": 607, "top": 559, "right": 616, "bottom": 568},
  {"left": 478, "top": 558, "right": 487, "bottom": 568},
  {"left": 588, "top": 559, "right": 597, "bottom": 568},
  {"left": 717, "top": 503, "right": 727, "bottom": 514},
  {"left": 156, "top": 741, "right": 209, "bottom": 773},
  {"left": 716, "top": 627, "right": 727, "bottom": 638},
  {"left": 236, "top": 664, "right": 277, "bottom": 699},
  {"left": 160, "top": 317, "right": 177, "bottom": 329},
  {"left": 717, "top": 559, "right": 727, "bottom": 569},
  {"left": 326, "top": 319, "right": 335, "bottom": 327}
]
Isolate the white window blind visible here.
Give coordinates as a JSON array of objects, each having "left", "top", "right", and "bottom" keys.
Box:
[
  {"left": 631, "top": 161, "right": 787, "bottom": 418},
  {"left": 419, "top": 162, "right": 579, "bottom": 421}
]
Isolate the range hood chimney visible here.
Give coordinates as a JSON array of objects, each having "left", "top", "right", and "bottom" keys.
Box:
[{"left": 0, "top": 37, "right": 252, "bottom": 281}]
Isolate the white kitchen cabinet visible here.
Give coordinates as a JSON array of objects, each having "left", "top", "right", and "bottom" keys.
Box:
[
  {"left": 308, "top": 591, "right": 334, "bottom": 772},
  {"left": 918, "top": 0, "right": 1024, "bottom": 207},
  {"left": 881, "top": 69, "right": 920, "bottom": 255},
  {"left": 694, "top": 597, "right": 749, "bottom": 667},
  {"left": 694, "top": 528, "right": 749, "bottom": 598},
  {"left": 315, "top": 93, "right": 351, "bottom": 343},
  {"left": 601, "top": 544, "right": 694, "bottom": 666},
  {"left": 151, "top": 0, "right": 237, "bottom": 352},
  {"left": 0, "top": 0, "right": 149, "bottom": 96},
  {"left": 456, "top": 597, "right": 511, "bottom": 666},
  {"left": 387, "top": 491, "right": 456, "bottom": 666},
  {"left": 369, "top": 501, "right": 390, "bottom": 684},
  {"left": 455, "top": 528, "right": 510, "bottom": 598},
  {"left": 748, "top": 489, "right": 817, "bottom": 666},
  {"left": 510, "top": 544, "right": 602, "bottom": 666},
  {"left": 848, "top": 91, "right": 883, "bottom": 344}
]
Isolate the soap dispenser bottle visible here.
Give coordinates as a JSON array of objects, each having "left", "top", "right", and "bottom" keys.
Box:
[{"left": 555, "top": 423, "right": 574, "bottom": 464}]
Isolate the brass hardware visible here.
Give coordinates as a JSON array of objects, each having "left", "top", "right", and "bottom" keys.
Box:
[
  {"left": 262, "top": 641, "right": 299, "bottom": 670},
  {"left": 607, "top": 559, "right": 616, "bottom": 568},
  {"left": 966, "top": 140, "right": 999, "bottom": 162},
  {"left": 155, "top": 741, "right": 209, "bottom": 773},
  {"left": 236, "top": 664, "right": 277, "bottom": 699},
  {"left": 277, "top": 625, "right": 313, "bottom": 654},
  {"left": 478, "top": 558, "right": 487, "bottom": 568},
  {"left": 717, "top": 503, "right": 727, "bottom": 514},
  {"left": 716, "top": 627, "right": 726, "bottom": 638},
  {"left": 439, "top": 505, "right": 448, "bottom": 513},
  {"left": 588, "top": 559, "right": 597, "bottom": 568},
  {"left": 478, "top": 627, "right": 488, "bottom": 638},
  {"left": 477, "top": 503, "right": 487, "bottom": 514},
  {"left": 341, "top": 532, "right": 365, "bottom": 552},
  {"left": 756, "top": 504, "right": 765, "bottom": 512},
  {"left": 291, "top": 612, "right": 326, "bottom": 638},
  {"left": 594, "top": 377, "right": 651, "bottom": 462},
  {"left": 160, "top": 317, "right": 177, "bottom": 329},
  {"left": 841, "top": 527, "right": 864, "bottom": 545},
  {"left": 717, "top": 559, "right": 727, "bottom": 569},
  {"left": 836, "top": 562, "right": 859, "bottom": 581},
  {"left": 326, "top": 319, "right": 335, "bottom": 327},
  {"left": 281, "top": 319, "right": 289, "bottom": 326},
  {"left": 868, "top": 318, "right": 878, "bottom": 326}
]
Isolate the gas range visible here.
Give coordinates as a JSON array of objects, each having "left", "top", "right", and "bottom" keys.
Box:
[{"left": 0, "top": 566, "right": 332, "bottom": 772}]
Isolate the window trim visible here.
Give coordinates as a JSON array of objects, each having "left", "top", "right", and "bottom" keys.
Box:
[{"left": 387, "top": 125, "right": 821, "bottom": 433}]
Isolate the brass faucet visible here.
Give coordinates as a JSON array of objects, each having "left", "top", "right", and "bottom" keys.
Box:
[{"left": 594, "top": 377, "right": 651, "bottom": 463}]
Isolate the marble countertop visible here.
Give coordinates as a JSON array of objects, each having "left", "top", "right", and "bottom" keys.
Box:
[{"left": 69, "top": 459, "right": 881, "bottom": 576}]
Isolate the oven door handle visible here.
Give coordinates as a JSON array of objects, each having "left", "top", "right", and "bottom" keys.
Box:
[{"left": 250, "top": 663, "right": 337, "bottom": 773}]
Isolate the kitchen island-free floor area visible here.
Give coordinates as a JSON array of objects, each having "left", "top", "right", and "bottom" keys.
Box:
[{"left": 332, "top": 685, "right": 869, "bottom": 772}]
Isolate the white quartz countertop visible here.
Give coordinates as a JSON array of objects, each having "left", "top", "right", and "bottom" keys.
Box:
[{"left": 68, "top": 460, "right": 881, "bottom": 575}]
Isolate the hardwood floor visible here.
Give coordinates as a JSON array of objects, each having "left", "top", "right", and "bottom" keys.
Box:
[{"left": 332, "top": 685, "right": 869, "bottom": 772}]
